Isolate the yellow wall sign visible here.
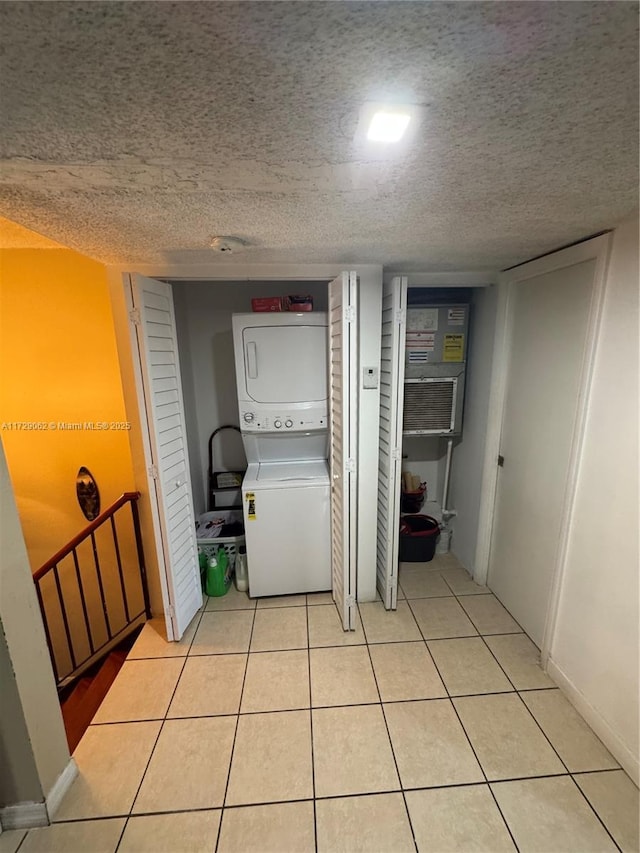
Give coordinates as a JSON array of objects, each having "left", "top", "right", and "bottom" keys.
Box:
[
  {"left": 245, "top": 491, "right": 256, "bottom": 520},
  {"left": 443, "top": 334, "right": 465, "bottom": 363}
]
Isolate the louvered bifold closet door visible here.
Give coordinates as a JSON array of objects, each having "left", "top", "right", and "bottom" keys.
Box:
[
  {"left": 131, "top": 274, "right": 202, "bottom": 640},
  {"left": 328, "top": 271, "right": 359, "bottom": 630},
  {"left": 377, "top": 276, "right": 407, "bottom": 610}
]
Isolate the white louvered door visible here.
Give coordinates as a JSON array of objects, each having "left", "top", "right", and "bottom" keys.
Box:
[
  {"left": 376, "top": 276, "right": 407, "bottom": 609},
  {"left": 328, "top": 271, "right": 359, "bottom": 630},
  {"left": 131, "top": 275, "right": 202, "bottom": 640}
]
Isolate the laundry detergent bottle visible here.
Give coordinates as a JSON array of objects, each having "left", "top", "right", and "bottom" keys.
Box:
[{"left": 205, "top": 548, "right": 230, "bottom": 597}]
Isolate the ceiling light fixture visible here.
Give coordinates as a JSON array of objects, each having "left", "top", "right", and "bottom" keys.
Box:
[
  {"left": 354, "top": 101, "right": 422, "bottom": 152},
  {"left": 367, "top": 110, "right": 412, "bottom": 143}
]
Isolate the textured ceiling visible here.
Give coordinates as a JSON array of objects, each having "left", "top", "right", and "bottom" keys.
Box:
[{"left": 0, "top": 1, "right": 637, "bottom": 270}]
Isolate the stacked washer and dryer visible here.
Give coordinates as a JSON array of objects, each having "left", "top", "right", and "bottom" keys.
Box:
[{"left": 231, "top": 312, "right": 331, "bottom": 597}]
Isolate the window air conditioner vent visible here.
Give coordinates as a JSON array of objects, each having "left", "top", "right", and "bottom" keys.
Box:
[{"left": 403, "top": 378, "right": 457, "bottom": 435}]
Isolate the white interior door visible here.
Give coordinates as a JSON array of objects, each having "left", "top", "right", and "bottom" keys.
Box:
[
  {"left": 130, "top": 274, "right": 202, "bottom": 640},
  {"left": 329, "top": 271, "right": 358, "bottom": 630},
  {"left": 488, "top": 256, "right": 597, "bottom": 646},
  {"left": 376, "top": 276, "right": 408, "bottom": 609}
]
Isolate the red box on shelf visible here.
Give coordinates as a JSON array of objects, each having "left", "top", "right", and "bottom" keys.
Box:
[{"left": 251, "top": 296, "right": 282, "bottom": 312}]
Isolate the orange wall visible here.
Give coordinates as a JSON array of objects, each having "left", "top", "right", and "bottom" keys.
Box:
[{"left": 0, "top": 247, "right": 136, "bottom": 570}]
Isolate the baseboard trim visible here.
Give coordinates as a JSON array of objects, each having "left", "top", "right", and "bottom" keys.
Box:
[
  {"left": 547, "top": 658, "right": 639, "bottom": 785},
  {"left": 0, "top": 801, "right": 47, "bottom": 831},
  {"left": 45, "top": 758, "right": 78, "bottom": 820},
  {"left": 0, "top": 758, "right": 78, "bottom": 830}
]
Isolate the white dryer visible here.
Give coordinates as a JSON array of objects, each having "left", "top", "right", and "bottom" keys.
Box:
[{"left": 232, "top": 312, "right": 331, "bottom": 596}]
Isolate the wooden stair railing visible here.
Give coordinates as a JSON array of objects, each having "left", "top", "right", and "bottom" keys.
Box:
[{"left": 33, "top": 491, "right": 151, "bottom": 689}]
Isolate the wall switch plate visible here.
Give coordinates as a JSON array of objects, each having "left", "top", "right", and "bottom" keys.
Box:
[{"left": 363, "top": 366, "right": 379, "bottom": 389}]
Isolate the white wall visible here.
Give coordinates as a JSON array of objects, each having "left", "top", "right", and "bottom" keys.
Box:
[
  {"left": 447, "top": 286, "right": 498, "bottom": 570},
  {"left": 401, "top": 437, "right": 446, "bottom": 514},
  {"left": 0, "top": 439, "right": 71, "bottom": 820},
  {"left": 548, "top": 216, "right": 639, "bottom": 782}
]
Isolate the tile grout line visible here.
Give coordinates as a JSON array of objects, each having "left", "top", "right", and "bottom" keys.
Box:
[
  {"left": 570, "top": 767, "right": 625, "bottom": 777},
  {"left": 38, "top": 583, "right": 629, "bottom": 850},
  {"left": 305, "top": 597, "right": 318, "bottom": 853},
  {"left": 404, "top": 594, "right": 481, "bottom": 643},
  {"left": 43, "top": 769, "right": 617, "bottom": 826},
  {"left": 452, "top": 584, "right": 528, "bottom": 639},
  {"left": 80, "top": 682, "right": 562, "bottom": 729},
  {"left": 213, "top": 599, "right": 257, "bottom": 853},
  {"left": 409, "top": 591, "right": 522, "bottom": 853},
  {"left": 128, "top": 630, "right": 537, "bottom": 659},
  {"left": 566, "top": 772, "right": 627, "bottom": 851},
  {"left": 357, "top": 601, "right": 419, "bottom": 853},
  {"left": 499, "top": 681, "right": 623, "bottom": 851},
  {"left": 445, "top": 578, "right": 620, "bottom": 850},
  {"left": 568, "top": 776, "right": 625, "bottom": 853},
  {"left": 30, "top": 765, "right": 636, "bottom": 847},
  {"left": 438, "top": 566, "right": 488, "bottom": 599},
  {"left": 442, "top": 693, "right": 522, "bottom": 851},
  {"left": 440, "top": 578, "right": 599, "bottom": 850},
  {"left": 448, "top": 580, "right": 571, "bottom": 698},
  {"left": 457, "top": 622, "right": 521, "bottom": 694},
  {"left": 112, "top": 602, "right": 209, "bottom": 851},
  {"left": 449, "top": 580, "right": 622, "bottom": 851},
  {"left": 13, "top": 831, "right": 28, "bottom": 853}
]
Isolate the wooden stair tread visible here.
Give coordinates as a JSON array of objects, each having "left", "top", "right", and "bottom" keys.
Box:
[
  {"left": 61, "top": 647, "right": 130, "bottom": 753},
  {"left": 60, "top": 676, "right": 92, "bottom": 714}
]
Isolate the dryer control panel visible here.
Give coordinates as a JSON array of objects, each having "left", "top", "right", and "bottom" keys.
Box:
[{"left": 240, "top": 405, "right": 327, "bottom": 433}]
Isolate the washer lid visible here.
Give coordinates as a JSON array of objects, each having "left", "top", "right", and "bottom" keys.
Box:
[{"left": 256, "top": 460, "right": 328, "bottom": 483}]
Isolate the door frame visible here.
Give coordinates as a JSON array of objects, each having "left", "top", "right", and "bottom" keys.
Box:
[
  {"left": 474, "top": 234, "right": 612, "bottom": 663},
  {"left": 107, "top": 262, "right": 383, "bottom": 618}
]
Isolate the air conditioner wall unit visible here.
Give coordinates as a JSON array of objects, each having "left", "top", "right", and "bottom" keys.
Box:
[
  {"left": 403, "top": 372, "right": 465, "bottom": 436},
  {"left": 403, "top": 303, "right": 469, "bottom": 437}
]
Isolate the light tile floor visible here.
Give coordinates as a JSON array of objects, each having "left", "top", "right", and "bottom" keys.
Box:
[{"left": 4, "top": 555, "right": 638, "bottom": 853}]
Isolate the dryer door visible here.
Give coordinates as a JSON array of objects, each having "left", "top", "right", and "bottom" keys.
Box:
[{"left": 243, "top": 324, "right": 327, "bottom": 404}]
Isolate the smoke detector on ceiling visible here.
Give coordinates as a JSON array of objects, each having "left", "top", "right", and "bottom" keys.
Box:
[{"left": 209, "top": 236, "right": 248, "bottom": 253}]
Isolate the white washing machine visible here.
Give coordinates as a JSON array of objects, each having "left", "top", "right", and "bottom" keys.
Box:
[
  {"left": 232, "top": 312, "right": 331, "bottom": 597},
  {"left": 242, "top": 460, "right": 330, "bottom": 597}
]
